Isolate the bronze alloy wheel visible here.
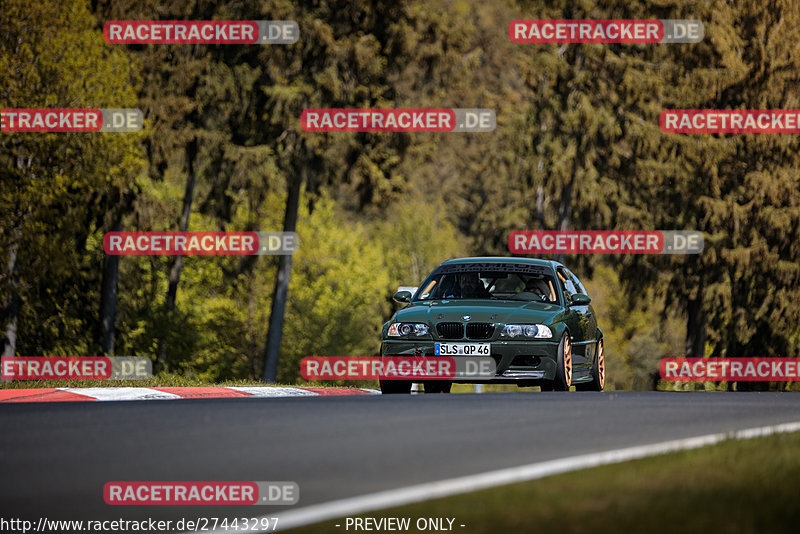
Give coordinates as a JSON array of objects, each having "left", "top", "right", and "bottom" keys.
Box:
[
  {"left": 551, "top": 333, "right": 573, "bottom": 391},
  {"left": 597, "top": 338, "right": 605, "bottom": 389},
  {"left": 577, "top": 337, "right": 605, "bottom": 391}
]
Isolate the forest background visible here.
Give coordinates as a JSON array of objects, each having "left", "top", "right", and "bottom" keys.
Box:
[{"left": 2, "top": 0, "right": 799, "bottom": 391}]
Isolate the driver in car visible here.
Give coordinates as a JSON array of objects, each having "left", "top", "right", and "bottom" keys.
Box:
[
  {"left": 455, "top": 272, "right": 491, "bottom": 299},
  {"left": 523, "top": 277, "right": 552, "bottom": 301}
]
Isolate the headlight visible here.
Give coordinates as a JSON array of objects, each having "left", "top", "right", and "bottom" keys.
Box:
[
  {"left": 388, "top": 323, "right": 429, "bottom": 337},
  {"left": 500, "top": 324, "right": 552, "bottom": 339}
]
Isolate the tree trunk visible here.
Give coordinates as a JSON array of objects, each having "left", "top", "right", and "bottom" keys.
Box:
[
  {"left": 99, "top": 246, "right": 120, "bottom": 355},
  {"left": 99, "top": 192, "right": 133, "bottom": 355},
  {"left": 3, "top": 239, "right": 20, "bottom": 357},
  {"left": 262, "top": 157, "right": 305, "bottom": 383},
  {"left": 536, "top": 183, "right": 545, "bottom": 230},
  {"left": 3, "top": 155, "right": 26, "bottom": 357},
  {"left": 158, "top": 137, "right": 198, "bottom": 366},
  {"left": 685, "top": 281, "right": 706, "bottom": 358},
  {"left": 556, "top": 175, "right": 574, "bottom": 232},
  {"left": 554, "top": 145, "right": 580, "bottom": 264}
]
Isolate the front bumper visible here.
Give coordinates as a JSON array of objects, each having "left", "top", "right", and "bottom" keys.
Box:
[{"left": 380, "top": 339, "right": 560, "bottom": 383}]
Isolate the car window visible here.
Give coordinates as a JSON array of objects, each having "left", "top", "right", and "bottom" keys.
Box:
[
  {"left": 566, "top": 268, "right": 589, "bottom": 296},
  {"left": 415, "top": 267, "right": 559, "bottom": 303},
  {"left": 435, "top": 273, "right": 491, "bottom": 299},
  {"left": 557, "top": 267, "right": 578, "bottom": 298},
  {"left": 417, "top": 279, "right": 438, "bottom": 300}
]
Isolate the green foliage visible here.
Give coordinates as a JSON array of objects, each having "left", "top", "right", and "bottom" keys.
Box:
[
  {"left": 279, "top": 197, "right": 391, "bottom": 384},
  {"left": 615, "top": 0, "right": 800, "bottom": 367},
  {"left": 583, "top": 265, "right": 683, "bottom": 391},
  {"left": 0, "top": 0, "right": 144, "bottom": 356},
  {"left": 291, "top": 431, "right": 800, "bottom": 534},
  {"left": 377, "top": 198, "right": 468, "bottom": 286},
  {"left": 3, "top": 0, "right": 799, "bottom": 391}
]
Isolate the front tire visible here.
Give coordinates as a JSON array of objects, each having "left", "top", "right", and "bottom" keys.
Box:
[
  {"left": 551, "top": 333, "right": 573, "bottom": 391},
  {"left": 576, "top": 338, "right": 605, "bottom": 391},
  {"left": 380, "top": 380, "right": 412, "bottom": 394}
]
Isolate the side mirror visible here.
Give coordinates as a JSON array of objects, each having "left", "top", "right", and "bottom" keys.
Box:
[
  {"left": 570, "top": 293, "right": 591, "bottom": 306},
  {"left": 393, "top": 291, "right": 412, "bottom": 304}
]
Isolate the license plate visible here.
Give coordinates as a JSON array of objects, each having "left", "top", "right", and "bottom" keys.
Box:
[{"left": 434, "top": 343, "right": 491, "bottom": 356}]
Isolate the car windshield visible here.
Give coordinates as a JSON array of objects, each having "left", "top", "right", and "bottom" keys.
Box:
[{"left": 415, "top": 266, "right": 559, "bottom": 303}]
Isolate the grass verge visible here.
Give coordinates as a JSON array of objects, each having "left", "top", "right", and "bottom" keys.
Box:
[
  {"left": 0, "top": 373, "right": 369, "bottom": 390},
  {"left": 290, "top": 430, "right": 800, "bottom": 534}
]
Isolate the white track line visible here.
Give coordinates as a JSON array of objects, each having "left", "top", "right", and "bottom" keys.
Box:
[
  {"left": 227, "top": 387, "right": 319, "bottom": 397},
  {"left": 197, "top": 420, "right": 800, "bottom": 533},
  {"left": 48, "top": 386, "right": 376, "bottom": 401},
  {"left": 59, "top": 387, "right": 182, "bottom": 401}
]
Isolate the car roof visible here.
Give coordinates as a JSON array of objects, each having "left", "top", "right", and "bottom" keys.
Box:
[{"left": 438, "top": 256, "right": 563, "bottom": 270}]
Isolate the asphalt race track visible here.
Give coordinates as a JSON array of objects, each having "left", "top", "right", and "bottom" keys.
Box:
[{"left": 2, "top": 392, "right": 800, "bottom": 528}]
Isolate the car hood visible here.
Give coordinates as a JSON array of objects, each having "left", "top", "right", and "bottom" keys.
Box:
[{"left": 394, "top": 299, "right": 562, "bottom": 325}]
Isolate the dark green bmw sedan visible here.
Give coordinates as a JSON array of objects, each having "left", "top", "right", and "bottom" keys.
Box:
[{"left": 380, "top": 257, "right": 604, "bottom": 394}]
